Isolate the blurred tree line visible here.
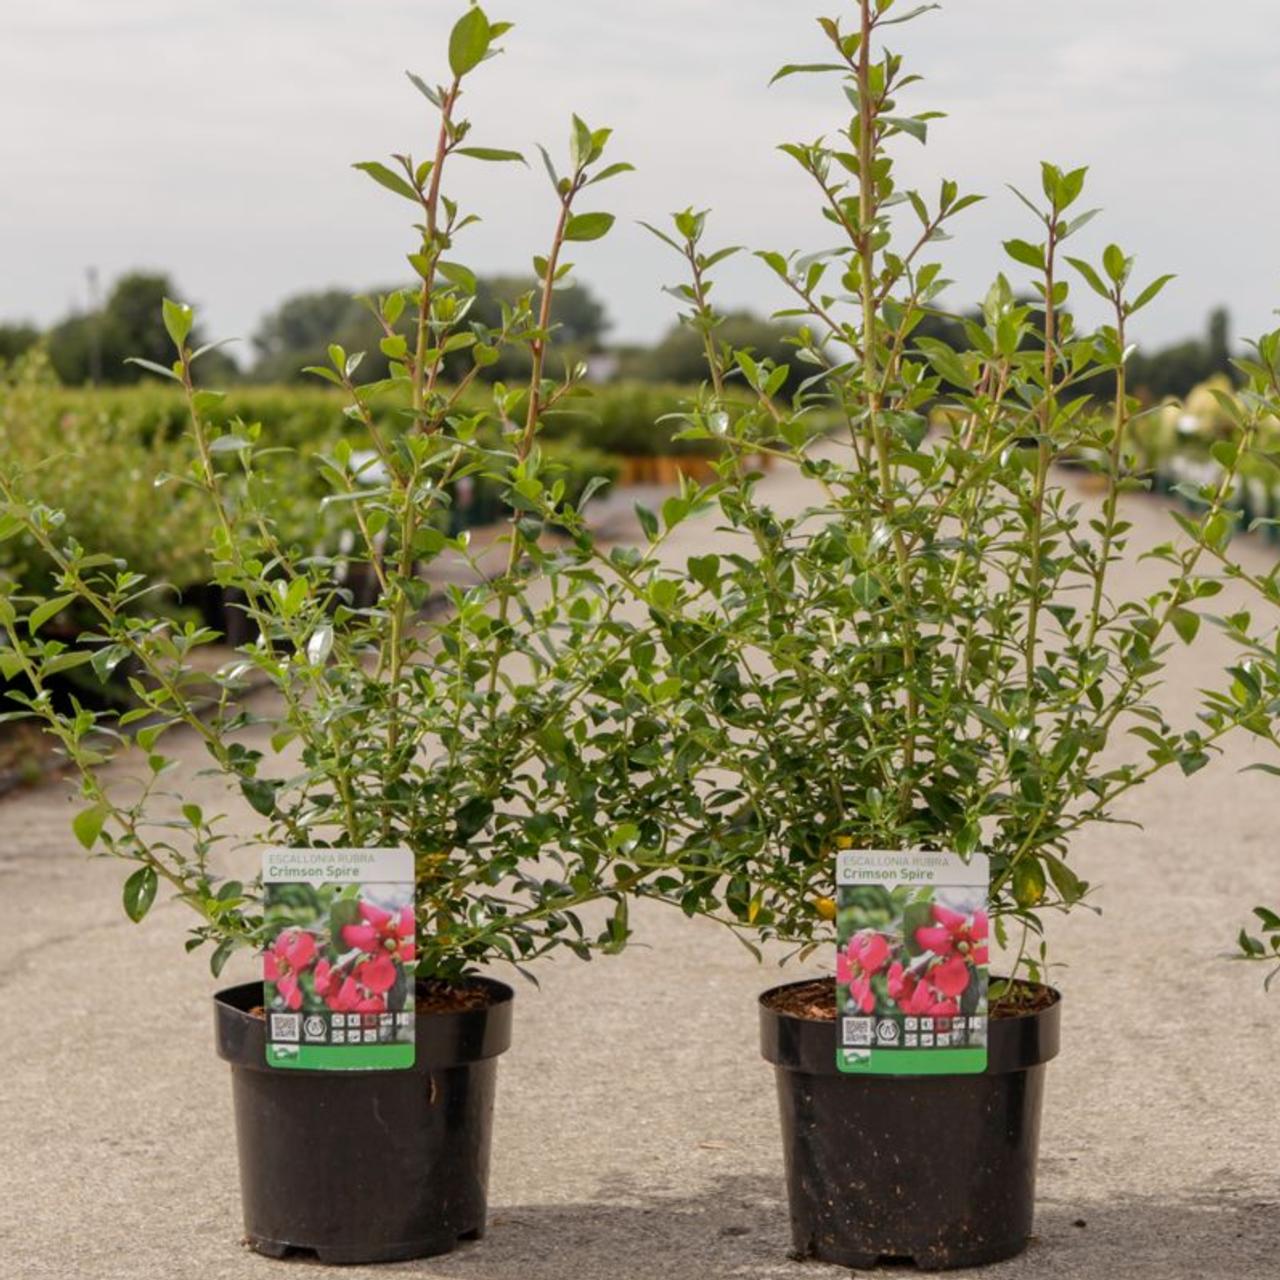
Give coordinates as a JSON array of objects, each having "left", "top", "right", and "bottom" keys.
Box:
[
  {"left": 0, "top": 268, "right": 1237, "bottom": 400},
  {"left": 0, "top": 273, "right": 237, "bottom": 384},
  {"left": 251, "top": 276, "right": 610, "bottom": 384},
  {"left": 1125, "top": 307, "right": 1233, "bottom": 401}
]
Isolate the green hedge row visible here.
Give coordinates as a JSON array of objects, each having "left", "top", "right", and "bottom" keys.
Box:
[
  {"left": 0, "top": 353, "right": 654, "bottom": 605},
  {"left": 14, "top": 376, "right": 720, "bottom": 458}
]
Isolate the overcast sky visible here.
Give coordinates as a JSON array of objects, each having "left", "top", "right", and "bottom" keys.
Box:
[{"left": 4, "top": 1, "right": 1278, "bottom": 360}]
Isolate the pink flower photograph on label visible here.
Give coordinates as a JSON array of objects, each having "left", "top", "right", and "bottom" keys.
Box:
[{"left": 263, "top": 928, "right": 318, "bottom": 1012}]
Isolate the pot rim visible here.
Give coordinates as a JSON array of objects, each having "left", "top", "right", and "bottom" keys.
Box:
[
  {"left": 759, "top": 974, "right": 1061, "bottom": 1077},
  {"left": 215, "top": 975, "right": 515, "bottom": 1073}
]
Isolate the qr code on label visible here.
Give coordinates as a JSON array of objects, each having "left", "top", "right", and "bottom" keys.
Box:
[
  {"left": 270, "top": 1013, "right": 301, "bottom": 1043},
  {"left": 842, "top": 1017, "right": 874, "bottom": 1047}
]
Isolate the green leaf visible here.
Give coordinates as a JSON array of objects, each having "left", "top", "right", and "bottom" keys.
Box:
[
  {"left": 405, "top": 71, "right": 441, "bottom": 106},
  {"left": 1012, "top": 859, "right": 1047, "bottom": 909},
  {"left": 1170, "top": 607, "right": 1200, "bottom": 645},
  {"left": 449, "top": 5, "right": 491, "bottom": 77},
  {"left": 915, "top": 337, "right": 972, "bottom": 390},
  {"left": 851, "top": 572, "right": 881, "bottom": 607},
  {"left": 569, "top": 114, "right": 594, "bottom": 168},
  {"left": 306, "top": 625, "right": 334, "bottom": 666},
  {"left": 769, "top": 62, "right": 845, "bottom": 84},
  {"left": 883, "top": 115, "right": 928, "bottom": 144},
  {"left": 1065, "top": 256, "right": 1109, "bottom": 301},
  {"left": 122, "top": 865, "right": 158, "bottom": 923},
  {"left": 536, "top": 144, "right": 561, "bottom": 192},
  {"left": 73, "top": 804, "right": 108, "bottom": 850},
  {"left": 453, "top": 795, "right": 494, "bottom": 841},
  {"left": 564, "top": 212, "right": 615, "bottom": 242},
  {"left": 28, "top": 594, "right": 76, "bottom": 635},
  {"left": 437, "top": 260, "right": 478, "bottom": 294},
  {"left": 634, "top": 504, "right": 658, "bottom": 541},
  {"left": 1204, "top": 511, "right": 1233, "bottom": 551},
  {"left": 209, "top": 434, "right": 252, "bottom": 455},
  {"left": 1103, "top": 243, "right": 1130, "bottom": 285},
  {"left": 735, "top": 350, "right": 761, "bottom": 390},
  {"left": 41, "top": 650, "right": 94, "bottom": 677},
  {"left": 688, "top": 554, "right": 720, "bottom": 593},
  {"left": 1003, "top": 239, "right": 1046, "bottom": 271},
  {"left": 161, "top": 298, "right": 193, "bottom": 349},
  {"left": 277, "top": 576, "right": 309, "bottom": 619},
  {"left": 577, "top": 475, "right": 612, "bottom": 509},
  {"left": 1239, "top": 928, "right": 1265, "bottom": 958},
  {"left": 210, "top": 937, "right": 236, "bottom": 978},
  {"left": 1210, "top": 440, "right": 1238, "bottom": 469},
  {"left": 638, "top": 220, "right": 681, "bottom": 251},
  {"left": 456, "top": 146, "right": 525, "bottom": 163},
  {"left": 352, "top": 160, "right": 420, "bottom": 202},
  {"left": 609, "top": 822, "right": 640, "bottom": 852},
  {"left": 1129, "top": 273, "right": 1175, "bottom": 314},
  {"left": 241, "top": 777, "right": 278, "bottom": 817},
  {"left": 661, "top": 495, "right": 689, "bottom": 532},
  {"left": 587, "top": 162, "right": 635, "bottom": 186},
  {"left": 878, "top": 3, "right": 941, "bottom": 25},
  {"left": 123, "top": 357, "right": 181, "bottom": 383}
]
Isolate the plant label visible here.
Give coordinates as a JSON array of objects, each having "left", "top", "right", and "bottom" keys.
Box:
[
  {"left": 262, "top": 847, "right": 416, "bottom": 1070},
  {"left": 835, "top": 850, "right": 989, "bottom": 1074}
]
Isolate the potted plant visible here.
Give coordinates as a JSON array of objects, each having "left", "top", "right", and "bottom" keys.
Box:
[
  {"left": 0, "top": 5, "right": 641, "bottom": 1264},
  {"left": 576, "top": 0, "right": 1276, "bottom": 1268}
]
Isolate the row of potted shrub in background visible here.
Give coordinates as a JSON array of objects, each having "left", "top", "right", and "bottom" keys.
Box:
[
  {"left": 0, "top": 349, "right": 636, "bottom": 599},
  {"left": 1129, "top": 381, "right": 1280, "bottom": 548},
  {"left": 0, "top": 352, "right": 757, "bottom": 710},
  {"left": 3, "top": 1, "right": 1280, "bottom": 1273}
]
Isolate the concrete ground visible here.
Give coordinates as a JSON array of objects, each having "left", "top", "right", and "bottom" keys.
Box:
[{"left": 2, "top": 460, "right": 1279, "bottom": 1280}]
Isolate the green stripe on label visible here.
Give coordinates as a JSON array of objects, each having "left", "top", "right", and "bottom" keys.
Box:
[
  {"left": 838, "top": 1047, "right": 987, "bottom": 1075},
  {"left": 267, "top": 1044, "right": 416, "bottom": 1071}
]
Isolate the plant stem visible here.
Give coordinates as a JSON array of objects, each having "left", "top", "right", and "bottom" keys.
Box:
[
  {"left": 1024, "top": 218, "right": 1058, "bottom": 690},
  {"left": 856, "top": 0, "right": 918, "bottom": 813},
  {"left": 485, "top": 174, "right": 580, "bottom": 704}
]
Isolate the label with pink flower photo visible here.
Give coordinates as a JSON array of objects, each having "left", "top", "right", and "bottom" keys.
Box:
[
  {"left": 835, "top": 850, "right": 989, "bottom": 1075},
  {"left": 262, "top": 847, "right": 416, "bottom": 1070}
]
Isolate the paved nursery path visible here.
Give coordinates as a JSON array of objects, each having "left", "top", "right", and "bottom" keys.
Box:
[{"left": 2, "top": 461, "right": 1279, "bottom": 1280}]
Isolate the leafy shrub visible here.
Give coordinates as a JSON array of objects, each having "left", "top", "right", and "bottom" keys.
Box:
[
  {"left": 0, "top": 6, "right": 649, "bottom": 981},
  {"left": 573, "top": 0, "right": 1277, "bottom": 985}
]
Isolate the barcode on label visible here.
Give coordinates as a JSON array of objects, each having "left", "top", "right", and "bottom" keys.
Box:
[
  {"left": 842, "top": 1017, "right": 874, "bottom": 1047},
  {"left": 270, "top": 1013, "right": 301, "bottom": 1043}
]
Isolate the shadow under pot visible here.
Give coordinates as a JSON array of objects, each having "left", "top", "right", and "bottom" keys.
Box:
[
  {"left": 759, "top": 978, "right": 1061, "bottom": 1272},
  {"left": 214, "top": 977, "right": 514, "bottom": 1265}
]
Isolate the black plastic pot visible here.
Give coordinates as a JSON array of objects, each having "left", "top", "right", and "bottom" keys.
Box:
[
  {"left": 214, "top": 978, "right": 513, "bottom": 1264},
  {"left": 760, "top": 979, "right": 1061, "bottom": 1271}
]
